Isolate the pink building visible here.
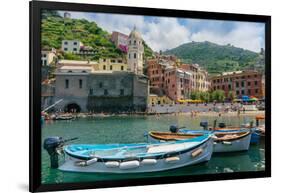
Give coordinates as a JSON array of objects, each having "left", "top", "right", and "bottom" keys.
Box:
[
  {"left": 111, "top": 31, "right": 129, "bottom": 53},
  {"left": 164, "top": 67, "right": 192, "bottom": 101}
]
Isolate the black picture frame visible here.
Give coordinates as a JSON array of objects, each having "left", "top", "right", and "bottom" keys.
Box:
[{"left": 29, "top": 0, "right": 271, "bottom": 192}]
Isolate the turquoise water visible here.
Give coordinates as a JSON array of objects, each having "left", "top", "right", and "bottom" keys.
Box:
[{"left": 41, "top": 114, "right": 265, "bottom": 184}]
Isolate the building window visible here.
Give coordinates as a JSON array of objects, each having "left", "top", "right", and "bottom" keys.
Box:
[
  {"left": 236, "top": 82, "right": 239, "bottom": 87},
  {"left": 110, "top": 59, "right": 115, "bottom": 63},
  {"left": 121, "top": 66, "right": 124, "bottom": 71},
  {"left": 255, "top": 89, "right": 259, "bottom": 94},
  {"left": 73, "top": 48, "right": 77, "bottom": 52},
  {"left": 236, "top": 90, "right": 240, "bottom": 95},
  {"left": 79, "top": 79, "right": 83, "bottom": 89},
  {"left": 44, "top": 60, "right": 47, "bottom": 66},
  {"left": 222, "top": 85, "right": 225, "bottom": 90},
  {"left": 128, "top": 53, "right": 131, "bottom": 59},
  {"left": 129, "top": 40, "right": 131, "bottom": 45},
  {"left": 103, "top": 65, "right": 106, "bottom": 70},
  {"left": 103, "top": 59, "right": 106, "bottom": 62},
  {"left": 73, "top": 42, "right": 77, "bottom": 45},
  {"left": 134, "top": 53, "right": 136, "bottom": 59},
  {"left": 248, "top": 82, "right": 251, "bottom": 86},
  {"left": 64, "top": 41, "right": 68, "bottom": 45},
  {"left": 228, "top": 84, "right": 231, "bottom": 90},
  {"left": 110, "top": 65, "right": 113, "bottom": 70},
  {"left": 241, "top": 90, "right": 245, "bottom": 95},
  {"left": 120, "top": 89, "right": 124, "bottom": 96},
  {"left": 99, "top": 82, "right": 103, "bottom": 88},
  {"left": 248, "top": 89, "right": 251, "bottom": 95},
  {"left": 134, "top": 40, "right": 136, "bottom": 45},
  {"left": 241, "top": 81, "right": 245, "bottom": 87},
  {"left": 255, "top": 81, "right": 258, "bottom": 86},
  {"left": 104, "top": 89, "right": 108, "bottom": 96},
  {"left": 65, "top": 79, "right": 69, "bottom": 89},
  {"left": 118, "top": 60, "right": 122, "bottom": 63},
  {"left": 64, "top": 48, "right": 68, "bottom": 51}
]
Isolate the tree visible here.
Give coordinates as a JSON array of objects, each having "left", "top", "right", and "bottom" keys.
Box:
[
  {"left": 211, "top": 90, "right": 225, "bottom": 102},
  {"left": 190, "top": 91, "right": 200, "bottom": 100},
  {"left": 200, "top": 92, "right": 210, "bottom": 102},
  {"left": 228, "top": 91, "right": 236, "bottom": 101}
]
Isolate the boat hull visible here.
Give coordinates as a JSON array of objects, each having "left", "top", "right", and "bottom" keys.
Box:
[
  {"left": 149, "top": 129, "right": 251, "bottom": 153},
  {"left": 59, "top": 138, "right": 213, "bottom": 173}
]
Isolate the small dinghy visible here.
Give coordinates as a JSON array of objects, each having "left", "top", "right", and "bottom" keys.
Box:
[
  {"left": 53, "top": 114, "right": 74, "bottom": 121},
  {"left": 43, "top": 134, "right": 213, "bottom": 173},
  {"left": 148, "top": 125, "right": 251, "bottom": 153}
]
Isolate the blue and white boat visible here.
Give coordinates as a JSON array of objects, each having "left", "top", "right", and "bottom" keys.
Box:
[{"left": 55, "top": 134, "right": 213, "bottom": 173}]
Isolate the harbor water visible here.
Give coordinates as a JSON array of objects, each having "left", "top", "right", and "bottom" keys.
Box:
[{"left": 41, "top": 114, "right": 265, "bottom": 184}]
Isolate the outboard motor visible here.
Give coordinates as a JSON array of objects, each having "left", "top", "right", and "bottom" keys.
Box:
[
  {"left": 170, "top": 125, "right": 179, "bottom": 133},
  {"left": 218, "top": 123, "right": 226, "bottom": 128},
  {"left": 43, "top": 137, "right": 64, "bottom": 168},
  {"left": 43, "top": 137, "right": 78, "bottom": 168},
  {"left": 200, "top": 121, "right": 208, "bottom": 130}
]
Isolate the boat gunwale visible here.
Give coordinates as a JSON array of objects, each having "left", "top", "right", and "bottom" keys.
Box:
[{"left": 64, "top": 136, "right": 212, "bottom": 161}]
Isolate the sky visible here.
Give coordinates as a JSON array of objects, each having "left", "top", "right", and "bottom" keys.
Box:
[{"left": 59, "top": 11, "right": 265, "bottom": 53}]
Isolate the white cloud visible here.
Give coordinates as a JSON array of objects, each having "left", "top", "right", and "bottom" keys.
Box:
[
  {"left": 63, "top": 11, "right": 265, "bottom": 52},
  {"left": 92, "top": 14, "right": 191, "bottom": 52},
  {"left": 142, "top": 18, "right": 191, "bottom": 51}
]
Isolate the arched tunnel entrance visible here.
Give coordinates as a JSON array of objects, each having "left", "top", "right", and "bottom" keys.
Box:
[{"left": 65, "top": 103, "right": 81, "bottom": 113}]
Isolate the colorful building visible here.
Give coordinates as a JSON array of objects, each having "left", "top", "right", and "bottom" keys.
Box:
[
  {"left": 210, "top": 70, "right": 264, "bottom": 99},
  {"left": 111, "top": 31, "right": 129, "bottom": 52},
  {"left": 164, "top": 67, "right": 193, "bottom": 101},
  {"left": 180, "top": 63, "right": 210, "bottom": 92}
]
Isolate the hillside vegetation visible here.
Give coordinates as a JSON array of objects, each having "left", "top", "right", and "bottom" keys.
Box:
[
  {"left": 164, "top": 41, "right": 262, "bottom": 74},
  {"left": 41, "top": 10, "right": 154, "bottom": 61}
]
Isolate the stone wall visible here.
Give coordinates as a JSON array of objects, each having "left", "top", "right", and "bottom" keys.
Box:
[{"left": 54, "top": 72, "right": 149, "bottom": 112}]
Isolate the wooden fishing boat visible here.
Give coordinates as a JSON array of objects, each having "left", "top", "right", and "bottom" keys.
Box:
[
  {"left": 46, "top": 133, "right": 214, "bottom": 173},
  {"left": 148, "top": 130, "right": 251, "bottom": 153}
]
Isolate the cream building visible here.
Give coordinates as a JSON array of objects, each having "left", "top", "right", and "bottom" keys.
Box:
[
  {"left": 97, "top": 58, "right": 128, "bottom": 71},
  {"left": 41, "top": 48, "right": 57, "bottom": 66},
  {"left": 148, "top": 94, "right": 174, "bottom": 105}
]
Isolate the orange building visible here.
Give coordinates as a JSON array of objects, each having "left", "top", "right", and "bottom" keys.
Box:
[{"left": 211, "top": 70, "right": 264, "bottom": 99}]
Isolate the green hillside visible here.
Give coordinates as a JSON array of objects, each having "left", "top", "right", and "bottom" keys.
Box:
[
  {"left": 41, "top": 10, "right": 153, "bottom": 61},
  {"left": 164, "top": 41, "right": 262, "bottom": 74}
]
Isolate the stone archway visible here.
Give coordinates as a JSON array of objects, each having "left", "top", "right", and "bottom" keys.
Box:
[{"left": 65, "top": 103, "right": 81, "bottom": 113}]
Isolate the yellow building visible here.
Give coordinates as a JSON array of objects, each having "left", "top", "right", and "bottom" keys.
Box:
[
  {"left": 97, "top": 58, "right": 128, "bottom": 71},
  {"left": 148, "top": 94, "right": 174, "bottom": 105}
]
